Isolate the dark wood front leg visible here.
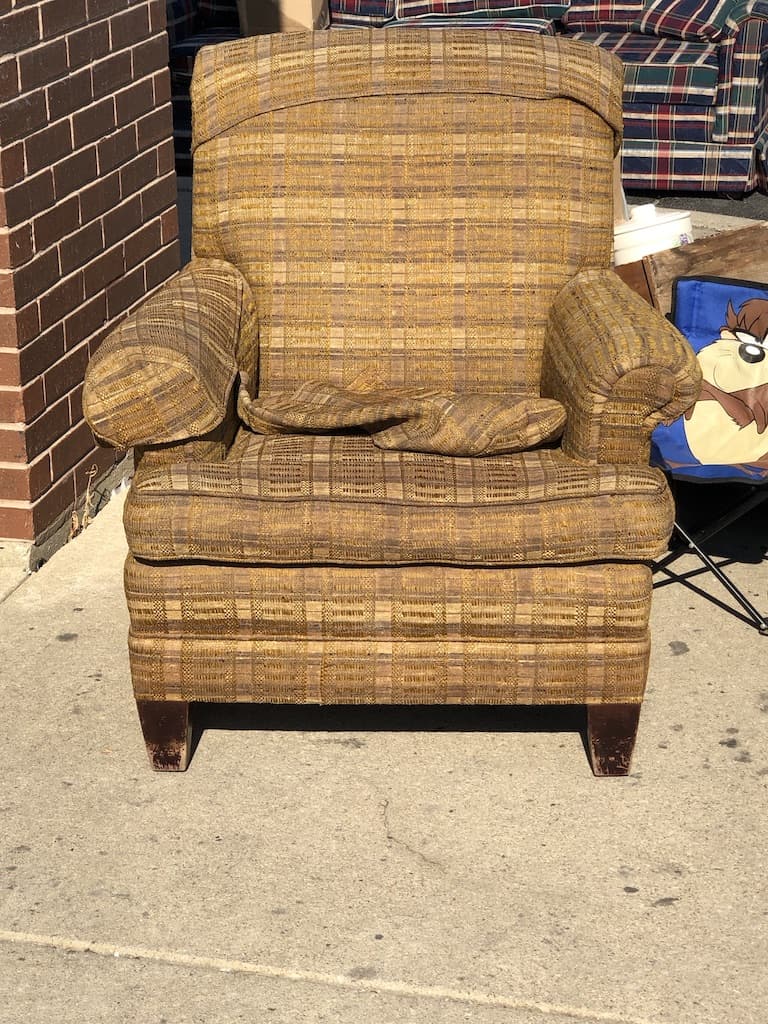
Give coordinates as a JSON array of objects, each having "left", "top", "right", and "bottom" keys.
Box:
[
  {"left": 587, "top": 703, "right": 641, "bottom": 777},
  {"left": 136, "top": 700, "right": 192, "bottom": 772}
]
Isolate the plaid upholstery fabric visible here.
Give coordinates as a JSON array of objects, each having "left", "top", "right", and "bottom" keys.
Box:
[
  {"left": 329, "top": 0, "right": 395, "bottom": 24},
  {"left": 394, "top": 0, "right": 568, "bottom": 19},
  {"left": 562, "top": 0, "right": 645, "bottom": 30},
  {"left": 390, "top": 14, "right": 558, "bottom": 28},
  {"left": 191, "top": 32, "right": 622, "bottom": 397},
  {"left": 636, "top": 0, "right": 743, "bottom": 41},
  {"left": 85, "top": 30, "right": 702, "bottom": 725},
  {"left": 620, "top": 138, "right": 763, "bottom": 189},
  {"left": 124, "top": 434, "right": 674, "bottom": 564},
  {"left": 542, "top": 270, "right": 701, "bottom": 466},
  {"left": 84, "top": 260, "right": 256, "bottom": 449},
  {"left": 622, "top": 103, "right": 717, "bottom": 143},
  {"left": 166, "top": 0, "right": 198, "bottom": 47},
  {"left": 198, "top": 0, "right": 240, "bottom": 27},
  {"left": 569, "top": 32, "right": 719, "bottom": 104},
  {"left": 125, "top": 559, "right": 653, "bottom": 703},
  {"left": 239, "top": 382, "right": 566, "bottom": 455}
]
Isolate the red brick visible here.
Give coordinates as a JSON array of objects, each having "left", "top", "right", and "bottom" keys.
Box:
[
  {"left": 34, "top": 195, "right": 80, "bottom": 251},
  {"left": 3, "top": 170, "right": 55, "bottom": 227},
  {"left": 68, "top": 380, "right": 85, "bottom": 422},
  {"left": 67, "top": 21, "right": 111, "bottom": 71},
  {"left": 17, "top": 323, "right": 65, "bottom": 385},
  {"left": 97, "top": 124, "right": 136, "bottom": 175},
  {"left": 0, "top": 378, "right": 46, "bottom": 422},
  {"left": 132, "top": 33, "right": 169, "bottom": 80},
  {"left": 43, "top": 342, "right": 90, "bottom": 405},
  {"left": 64, "top": 293, "right": 107, "bottom": 349},
  {"left": 0, "top": 223, "right": 34, "bottom": 269},
  {"left": 53, "top": 146, "right": 98, "bottom": 200},
  {"left": 140, "top": 173, "right": 176, "bottom": 221},
  {"left": 119, "top": 148, "right": 157, "bottom": 197},
  {"left": 79, "top": 170, "right": 120, "bottom": 222},
  {"left": 83, "top": 244, "right": 124, "bottom": 297},
  {"left": 0, "top": 142, "right": 25, "bottom": 189},
  {"left": 0, "top": 91, "right": 48, "bottom": 146},
  {"left": 32, "top": 471, "right": 76, "bottom": 536},
  {"left": 148, "top": 0, "right": 168, "bottom": 32},
  {"left": 50, "top": 418, "right": 94, "bottom": 478},
  {"left": 145, "top": 242, "right": 180, "bottom": 291},
  {"left": 124, "top": 220, "right": 161, "bottom": 270},
  {"left": 0, "top": 424, "right": 26, "bottom": 462},
  {"left": 159, "top": 207, "right": 178, "bottom": 247},
  {"left": 5, "top": 303, "right": 41, "bottom": 350},
  {"left": 18, "top": 39, "right": 69, "bottom": 93},
  {"left": 110, "top": 4, "right": 150, "bottom": 44},
  {"left": 25, "top": 118, "right": 73, "bottom": 175},
  {"left": 136, "top": 104, "right": 171, "bottom": 151},
  {"left": 92, "top": 50, "right": 133, "bottom": 101},
  {"left": 0, "top": 54, "right": 20, "bottom": 103},
  {"left": 156, "top": 137, "right": 175, "bottom": 177},
  {"left": 39, "top": 272, "right": 85, "bottom": 332},
  {"left": 103, "top": 195, "right": 142, "bottom": 248},
  {"left": 47, "top": 66, "right": 93, "bottom": 121},
  {"left": 40, "top": 0, "right": 88, "bottom": 37},
  {"left": 152, "top": 67, "right": 171, "bottom": 106},
  {"left": 11, "top": 248, "right": 60, "bottom": 308},
  {"left": 88, "top": 0, "right": 130, "bottom": 18},
  {"left": 0, "top": 9, "right": 40, "bottom": 58},
  {"left": 73, "top": 444, "right": 118, "bottom": 498},
  {"left": 0, "top": 454, "right": 51, "bottom": 502},
  {"left": 114, "top": 77, "right": 154, "bottom": 129},
  {"left": 106, "top": 265, "right": 145, "bottom": 319},
  {"left": 59, "top": 220, "right": 103, "bottom": 276},
  {"left": 0, "top": 505, "right": 34, "bottom": 542},
  {"left": 0, "top": 270, "right": 15, "bottom": 307},
  {"left": 24, "top": 394, "right": 71, "bottom": 461},
  {"left": 72, "top": 96, "right": 115, "bottom": 149}
]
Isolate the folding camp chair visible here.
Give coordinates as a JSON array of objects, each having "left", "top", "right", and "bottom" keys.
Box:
[{"left": 651, "top": 275, "right": 768, "bottom": 635}]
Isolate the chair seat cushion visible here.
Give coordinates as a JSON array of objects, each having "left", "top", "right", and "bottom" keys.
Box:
[
  {"left": 125, "top": 432, "right": 674, "bottom": 565},
  {"left": 567, "top": 31, "right": 720, "bottom": 106}
]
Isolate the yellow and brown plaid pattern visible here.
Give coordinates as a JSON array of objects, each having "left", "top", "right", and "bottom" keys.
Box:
[
  {"left": 125, "top": 558, "right": 652, "bottom": 704},
  {"left": 124, "top": 434, "right": 674, "bottom": 564},
  {"left": 191, "top": 30, "right": 622, "bottom": 396}
]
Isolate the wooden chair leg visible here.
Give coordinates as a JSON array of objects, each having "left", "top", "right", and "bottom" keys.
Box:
[
  {"left": 136, "top": 700, "right": 192, "bottom": 771},
  {"left": 587, "top": 703, "right": 641, "bottom": 777}
]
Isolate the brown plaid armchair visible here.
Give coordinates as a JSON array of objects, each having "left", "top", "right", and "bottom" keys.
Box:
[{"left": 83, "top": 29, "right": 700, "bottom": 774}]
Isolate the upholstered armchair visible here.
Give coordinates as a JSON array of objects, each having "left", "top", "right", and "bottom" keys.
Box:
[{"left": 83, "top": 29, "right": 700, "bottom": 774}]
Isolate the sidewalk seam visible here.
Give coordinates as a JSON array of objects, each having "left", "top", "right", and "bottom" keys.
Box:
[{"left": 0, "top": 928, "right": 667, "bottom": 1024}]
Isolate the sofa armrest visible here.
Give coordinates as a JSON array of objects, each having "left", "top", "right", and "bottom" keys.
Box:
[
  {"left": 541, "top": 269, "right": 701, "bottom": 465},
  {"left": 84, "top": 258, "right": 257, "bottom": 451}
]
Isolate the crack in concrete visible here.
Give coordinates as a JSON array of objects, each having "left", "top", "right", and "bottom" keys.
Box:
[
  {"left": 380, "top": 798, "right": 445, "bottom": 871},
  {"left": 0, "top": 927, "right": 669, "bottom": 1024}
]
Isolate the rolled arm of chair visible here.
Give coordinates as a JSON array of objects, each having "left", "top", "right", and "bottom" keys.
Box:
[
  {"left": 541, "top": 269, "right": 701, "bottom": 465},
  {"left": 84, "top": 258, "right": 257, "bottom": 451}
]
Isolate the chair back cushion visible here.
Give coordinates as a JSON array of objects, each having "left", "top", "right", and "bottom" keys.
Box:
[{"left": 190, "top": 29, "right": 622, "bottom": 395}]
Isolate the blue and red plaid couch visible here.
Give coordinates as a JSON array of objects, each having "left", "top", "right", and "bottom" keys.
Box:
[
  {"left": 166, "top": 0, "right": 241, "bottom": 169},
  {"left": 328, "top": 0, "right": 768, "bottom": 192}
]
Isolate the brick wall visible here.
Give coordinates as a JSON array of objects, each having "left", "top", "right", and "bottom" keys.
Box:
[{"left": 0, "top": 0, "right": 180, "bottom": 548}]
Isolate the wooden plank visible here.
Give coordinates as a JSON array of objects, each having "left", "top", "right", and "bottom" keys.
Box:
[
  {"left": 646, "top": 221, "right": 768, "bottom": 315},
  {"left": 614, "top": 256, "right": 660, "bottom": 309}
]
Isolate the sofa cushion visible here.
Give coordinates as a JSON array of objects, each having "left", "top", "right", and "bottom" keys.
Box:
[
  {"left": 329, "top": 0, "right": 395, "bottom": 24},
  {"left": 391, "top": 13, "right": 559, "bottom": 29},
  {"left": 394, "top": 0, "right": 568, "bottom": 19},
  {"left": 562, "top": 0, "right": 645, "bottom": 31},
  {"left": 568, "top": 31, "right": 719, "bottom": 105},
  {"left": 635, "top": 0, "right": 738, "bottom": 42},
  {"left": 125, "top": 432, "right": 674, "bottom": 565}
]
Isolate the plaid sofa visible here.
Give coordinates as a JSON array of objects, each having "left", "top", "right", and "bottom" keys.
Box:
[
  {"left": 166, "top": 0, "right": 241, "bottom": 170},
  {"left": 329, "top": 0, "right": 768, "bottom": 192}
]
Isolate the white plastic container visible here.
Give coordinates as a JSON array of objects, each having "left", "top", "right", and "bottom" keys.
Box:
[{"left": 613, "top": 204, "right": 694, "bottom": 266}]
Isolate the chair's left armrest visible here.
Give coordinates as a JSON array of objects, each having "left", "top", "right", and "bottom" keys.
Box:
[
  {"left": 541, "top": 269, "right": 702, "bottom": 464},
  {"left": 84, "top": 258, "right": 257, "bottom": 452}
]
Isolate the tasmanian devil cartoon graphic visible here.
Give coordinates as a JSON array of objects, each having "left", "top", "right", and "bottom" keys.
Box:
[{"left": 684, "top": 297, "right": 768, "bottom": 467}]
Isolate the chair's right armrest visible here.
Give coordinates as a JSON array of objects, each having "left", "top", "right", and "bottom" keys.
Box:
[{"left": 84, "top": 258, "right": 257, "bottom": 451}]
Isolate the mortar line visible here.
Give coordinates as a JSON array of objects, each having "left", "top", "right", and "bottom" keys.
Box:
[{"left": 0, "top": 927, "right": 666, "bottom": 1024}]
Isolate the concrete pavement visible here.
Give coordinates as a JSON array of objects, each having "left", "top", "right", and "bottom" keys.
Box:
[{"left": 0, "top": 479, "right": 766, "bottom": 1024}]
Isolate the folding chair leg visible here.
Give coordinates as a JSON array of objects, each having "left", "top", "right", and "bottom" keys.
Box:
[{"left": 672, "top": 522, "right": 768, "bottom": 635}]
